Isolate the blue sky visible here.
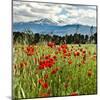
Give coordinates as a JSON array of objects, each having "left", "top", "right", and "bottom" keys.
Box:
[{"left": 13, "top": 1, "right": 97, "bottom": 26}]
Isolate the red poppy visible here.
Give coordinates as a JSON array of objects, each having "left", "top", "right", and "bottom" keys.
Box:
[
  {"left": 87, "top": 69, "right": 93, "bottom": 77},
  {"left": 63, "top": 49, "right": 67, "bottom": 54},
  {"left": 58, "top": 47, "right": 62, "bottom": 51},
  {"left": 39, "top": 93, "right": 49, "bottom": 97},
  {"left": 51, "top": 67, "right": 59, "bottom": 74},
  {"left": 61, "top": 44, "right": 68, "bottom": 49},
  {"left": 81, "top": 60, "right": 85, "bottom": 64},
  {"left": 47, "top": 42, "right": 55, "bottom": 48},
  {"left": 82, "top": 50, "right": 86, "bottom": 54},
  {"left": 68, "top": 60, "right": 72, "bottom": 64},
  {"left": 77, "top": 51, "right": 80, "bottom": 56},
  {"left": 44, "top": 74, "right": 48, "bottom": 79},
  {"left": 25, "top": 45, "right": 34, "bottom": 56},
  {"left": 41, "top": 82, "right": 48, "bottom": 89},
  {"left": 55, "top": 51, "right": 59, "bottom": 54},
  {"left": 67, "top": 52, "right": 71, "bottom": 57},
  {"left": 70, "top": 92, "right": 78, "bottom": 96},
  {"left": 38, "top": 79, "right": 43, "bottom": 84},
  {"left": 45, "top": 54, "right": 51, "bottom": 59},
  {"left": 74, "top": 51, "right": 80, "bottom": 56},
  {"left": 38, "top": 56, "right": 55, "bottom": 69},
  {"left": 53, "top": 55, "right": 57, "bottom": 60}
]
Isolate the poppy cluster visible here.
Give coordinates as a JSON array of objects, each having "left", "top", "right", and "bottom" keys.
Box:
[
  {"left": 58, "top": 44, "right": 68, "bottom": 52},
  {"left": 74, "top": 51, "right": 80, "bottom": 57},
  {"left": 38, "top": 55, "right": 55, "bottom": 70}
]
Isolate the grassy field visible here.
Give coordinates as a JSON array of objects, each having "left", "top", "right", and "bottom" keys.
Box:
[{"left": 13, "top": 43, "right": 97, "bottom": 99}]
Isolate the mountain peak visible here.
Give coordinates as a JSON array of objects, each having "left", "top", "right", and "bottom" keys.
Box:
[{"left": 33, "top": 18, "right": 58, "bottom": 25}]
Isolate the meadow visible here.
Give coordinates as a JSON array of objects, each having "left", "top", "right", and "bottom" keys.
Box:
[{"left": 13, "top": 43, "right": 97, "bottom": 99}]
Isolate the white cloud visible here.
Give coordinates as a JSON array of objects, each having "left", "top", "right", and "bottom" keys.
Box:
[{"left": 13, "top": 1, "right": 97, "bottom": 26}]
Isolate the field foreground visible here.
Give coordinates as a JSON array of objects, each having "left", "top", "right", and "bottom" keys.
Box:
[{"left": 13, "top": 43, "right": 97, "bottom": 99}]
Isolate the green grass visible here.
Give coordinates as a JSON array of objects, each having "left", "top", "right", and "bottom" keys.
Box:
[{"left": 13, "top": 44, "right": 97, "bottom": 99}]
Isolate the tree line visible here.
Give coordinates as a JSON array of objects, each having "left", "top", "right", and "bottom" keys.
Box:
[{"left": 13, "top": 31, "right": 97, "bottom": 45}]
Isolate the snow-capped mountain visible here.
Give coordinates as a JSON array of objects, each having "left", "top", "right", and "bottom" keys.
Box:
[
  {"left": 13, "top": 18, "right": 97, "bottom": 36},
  {"left": 32, "top": 18, "right": 59, "bottom": 25}
]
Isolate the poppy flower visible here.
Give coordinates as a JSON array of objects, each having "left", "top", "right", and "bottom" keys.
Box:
[
  {"left": 77, "top": 51, "right": 80, "bottom": 56},
  {"left": 39, "top": 93, "right": 49, "bottom": 97},
  {"left": 68, "top": 60, "right": 72, "bottom": 64},
  {"left": 67, "top": 52, "right": 71, "bottom": 57},
  {"left": 74, "top": 51, "right": 80, "bottom": 56},
  {"left": 38, "top": 56, "right": 55, "bottom": 69},
  {"left": 44, "top": 74, "right": 48, "bottom": 79},
  {"left": 41, "top": 82, "right": 48, "bottom": 89},
  {"left": 61, "top": 44, "right": 68, "bottom": 49},
  {"left": 63, "top": 49, "right": 67, "bottom": 54},
  {"left": 38, "top": 79, "right": 43, "bottom": 84},
  {"left": 55, "top": 51, "right": 59, "bottom": 54},
  {"left": 58, "top": 47, "right": 62, "bottom": 52},
  {"left": 82, "top": 50, "right": 86, "bottom": 54},
  {"left": 81, "top": 60, "right": 85, "bottom": 64},
  {"left": 45, "top": 55, "right": 51, "bottom": 59},
  {"left": 47, "top": 42, "right": 55, "bottom": 48},
  {"left": 51, "top": 67, "right": 59, "bottom": 74},
  {"left": 70, "top": 92, "right": 78, "bottom": 96},
  {"left": 87, "top": 69, "right": 93, "bottom": 77},
  {"left": 53, "top": 55, "right": 57, "bottom": 60},
  {"left": 25, "top": 45, "right": 34, "bottom": 56}
]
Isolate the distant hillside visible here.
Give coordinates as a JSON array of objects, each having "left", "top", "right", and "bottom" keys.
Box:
[{"left": 13, "top": 18, "right": 96, "bottom": 36}]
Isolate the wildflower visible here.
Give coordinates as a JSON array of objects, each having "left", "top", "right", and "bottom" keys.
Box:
[
  {"left": 55, "top": 51, "right": 58, "bottom": 54},
  {"left": 47, "top": 42, "right": 55, "bottom": 48},
  {"left": 82, "top": 50, "right": 86, "bottom": 54},
  {"left": 39, "top": 93, "right": 49, "bottom": 97},
  {"left": 67, "top": 52, "right": 71, "bottom": 57},
  {"left": 70, "top": 92, "right": 78, "bottom": 96},
  {"left": 61, "top": 44, "right": 68, "bottom": 49},
  {"left": 63, "top": 49, "right": 67, "bottom": 54},
  {"left": 38, "top": 56, "right": 55, "bottom": 69},
  {"left": 38, "top": 79, "right": 43, "bottom": 84},
  {"left": 68, "top": 59, "right": 72, "bottom": 64},
  {"left": 53, "top": 55, "right": 57, "bottom": 60},
  {"left": 81, "top": 60, "right": 85, "bottom": 64},
  {"left": 87, "top": 69, "right": 93, "bottom": 77},
  {"left": 41, "top": 82, "right": 48, "bottom": 89},
  {"left": 74, "top": 51, "right": 80, "bottom": 56},
  {"left": 44, "top": 74, "right": 48, "bottom": 79},
  {"left": 25, "top": 45, "right": 34, "bottom": 56},
  {"left": 51, "top": 67, "right": 59, "bottom": 74},
  {"left": 45, "top": 54, "right": 51, "bottom": 59}
]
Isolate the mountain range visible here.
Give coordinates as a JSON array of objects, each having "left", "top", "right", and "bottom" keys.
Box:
[{"left": 13, "top": 18, "right": 96, "bottom": 36}]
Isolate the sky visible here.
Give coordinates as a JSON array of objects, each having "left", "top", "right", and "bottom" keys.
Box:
[{"left": 13, "top": 0, "right": 97, "bottom": 26}]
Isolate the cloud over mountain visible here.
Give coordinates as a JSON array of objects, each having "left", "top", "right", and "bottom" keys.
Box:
[{"left": 13, "top": 1, "right": 97, "bottom": 26}]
